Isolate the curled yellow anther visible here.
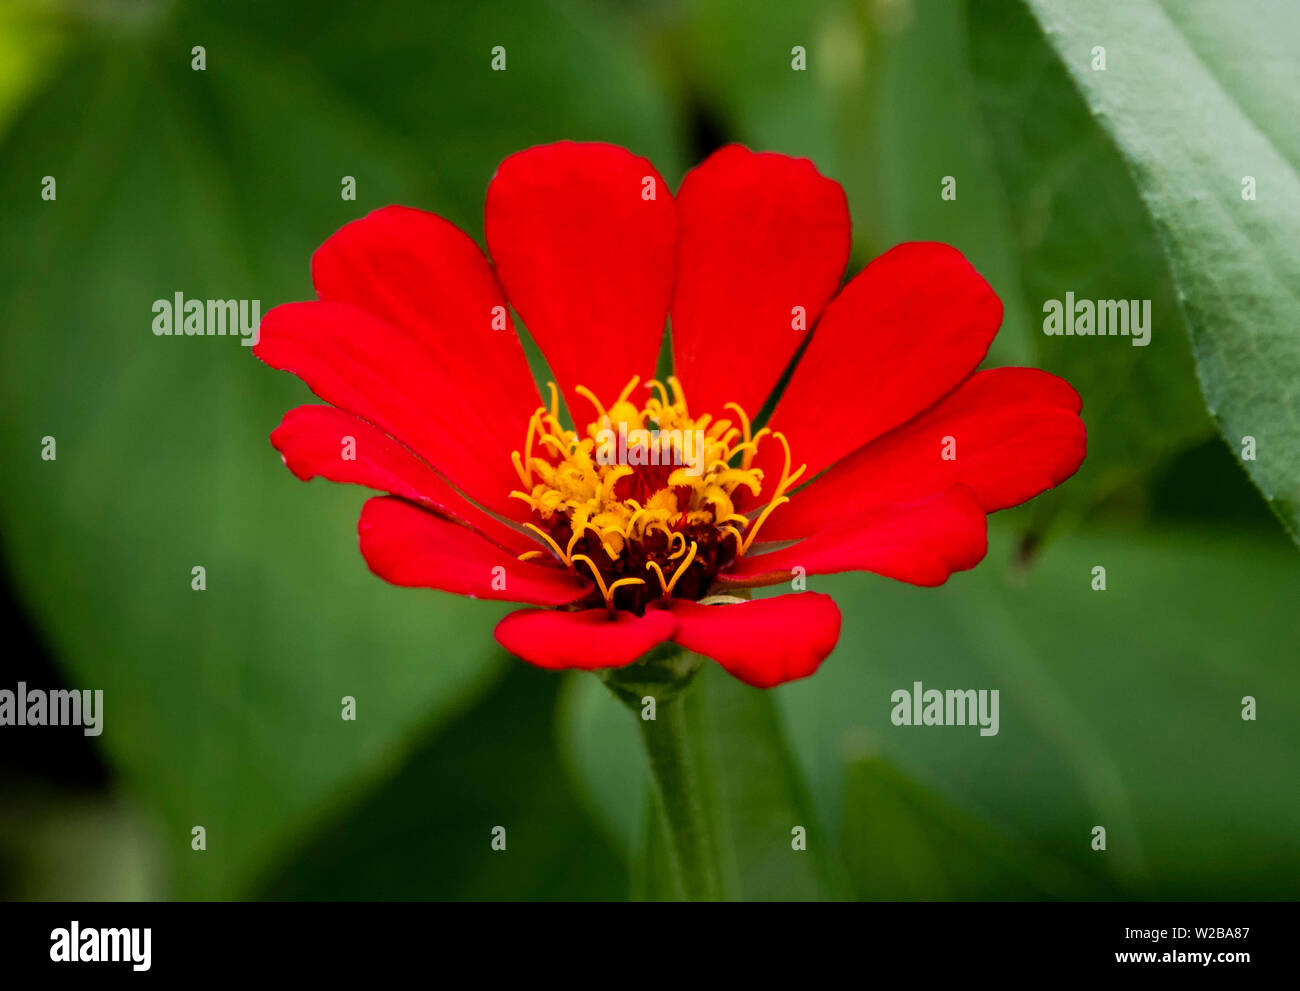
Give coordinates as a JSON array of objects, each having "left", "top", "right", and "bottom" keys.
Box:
[
  {"left": 574, "top": 384, "right": 608, "bottom": 424},
  {"left": 720, "top": 524, "right": 744, "bottom": 551},
  {"left": 646, "top": 378, "right": 670, "bottom": 410},
  {"left": 740, "top": 497, "right": 789, "bottom": 555},
  {"left": 572, "top": 553, "right": 645, "bottom": 609},
  {"left": 664, "top": 541, "right": 698, "bottom": 596},
  {"left": 616, "top": 375, "right": 641, "bottom": 405},
  {"left": 667, "top": 375, "right": 688, "bottom": 415},
  {"left": 667, "top": 531, "right": 687, "bottom": 559},
  {"left": 565, "top": 527, "right": 586, "bottom": 561},
  {"left": 538, "top": 434, "right": 569, "bottom": 457},
  {"left": 737, "top": 431, "right": 805, "bottom": 555},
  {"left": 724, "top": 401, "right": 751, "bottom": 448},
  {"left": 524, "top": 522, "right": 569, "bottom": 565},
  {"left": 645, "top": 560, "right": 670, "bottom": 596},
  {"left": 605, "top": 576, "right": 648, "bottom": 602},
  {"left": 511, "top": 450, "right": 530, "bottom": 488},
  {"left": 625, "top": 505, "right": 649, "bottom": 536}
]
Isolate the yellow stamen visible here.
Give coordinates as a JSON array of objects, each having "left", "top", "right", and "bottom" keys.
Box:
[
  {"left": 720, "top": 524, "right": 744, "bottom": 550},
  {"left": 574, "top": 384, "right": 608, "bottom": 424},
  {"left": 616, "top": 375, "right": 641, "bottom": 405},
  {"left": 645, "top": 560, "right": 670, "bottom": 596},
  {"left": 511, "top": 451, "right": 530, "bottom": 488},
  {"left": 525, "top": 405, "right": 543, "bottom": 466},
  {"left": 664, "top": 540, "right": 698, "bottom": 596},
  {"left": 667, "top": 531, "right": 687, "bottom": 559},
  {"left": 538, "top": 434, "right": 569, "bottom": 457},
  {"left": 565, "top": 527, "right": 586, "bottom": 561},
  {"left": 739, "top": 431, "right": 805, "bottom": 554},
  {"left": 606, "top": 576, "right": 647, "bottom": 601},
  {"left": 572, "top": 554, "right": 646, "bottom": 609},
  {"left": 724, "top": 402, "right": 751, "bottom": 457},
  {"left": 667, "top": 375, "right": 688, "bottom": 415},
  {"left": 647, "top": 378, "right": 670, "bottom": 409},
  {"left": 740, "top": 496, "right": 789, "bottom": 555},
  {"left": 524, "top": 522, "right": 569, "bottom": 565}
]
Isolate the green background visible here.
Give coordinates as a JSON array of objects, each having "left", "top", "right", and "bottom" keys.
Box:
[{"left": 0, "top": 0, "right": 1296, "bottom": 900}]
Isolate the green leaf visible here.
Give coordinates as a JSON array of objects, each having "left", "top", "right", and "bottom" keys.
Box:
[
  {"left": 1012, "top": 0, "right": 1300, "bottom": 542},
  {"left": 556, "top": 669, "right": 648, "bottom": 865},
  {"left": 261, "top": 663, "right": 627, "bottom": 900},
  {"left": 677, "top": 0, "right": 843, "bottom": 178},
  {"left": 0, "top": 1, "right": 67, "bottom": 134},
  {"left": 0, "top": 0, "right": 679, "bottom": 897},
  {"left": 966, "top": 0, "right": 1214, "bottom": 531},
  {"left": 780, "top": 523, "right": 1300, "bottom": 899},
  {"left": 0, "top": 783, "right": 164, "bottom": 900},
  {"left": 559, "top": 664, "right": 840, "bottom": 900},
  {"left": 841, "top": 755, "right": 1105, "bottom": 900},
  {"left": 862, "top": 0, "right": 1037, "bottom": 368}
]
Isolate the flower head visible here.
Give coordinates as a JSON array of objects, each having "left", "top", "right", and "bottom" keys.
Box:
[{"left": 255, "top": 142, "right": 1086, "bottom": 688}]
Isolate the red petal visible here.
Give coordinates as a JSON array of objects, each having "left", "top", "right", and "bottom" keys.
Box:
[
  {"left": 485, "top": 142, "right": 677, "bottom": 418},
  {"left": 765, "top": 368, "right": 1086, "bottom": 540},
  {"left": 255, "top": 300, "right": 526, "bottom": 521},
  {"left": 271, "top": 404, "right": 537, "bottom": 554},
  {"left": 358, "top": 497, "right": 590, "bottom": 606},
  {"left": 669, "top": 593, "right": 841, "bottom": 689},
  {"left": 721, "top": 486, "right": 987, "bottom": 589},
  {"left": 671, "top": 146, "right": 850, "bottom": 419},
  {"left": 494, "top": 606, "right": 677, "bottom": 672},
  {"left": 758, "top": 242, "right": 1003, "bottom": 489},
  {"left": 312, "top": 204, "right": 540, "bottom": 455}
]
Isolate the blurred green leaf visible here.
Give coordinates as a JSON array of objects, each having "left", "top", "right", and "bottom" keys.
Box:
[
  {"left": 677, "top": 0, "right": 843, "bottom": 177},
  {"left": 1013, "top": 0, "right": 1300, "bottom": 543},
  {"left": 860, "top": 0, "right": 1036, "bottom": 368},
  {"left": 0, "top": 0, "right": 680, "bottom": 897},
  {"left": 0, "top": 778, "right": 164, "bottom": 901},
  {"left": 556, "top": 669, "right": 647, "bottom": 862},
  {"left": 261, "top": 663, "right": 626, "bottom": 900},
  {"left": 841, "top": 755, "right": 1105, "bottom": 900},
  {"left": 967, "top": 0, "right": 1214, "bottom": 532},
  {"left": 780, "top": 523, "right": 1300, "bottom": 899},
  {"left": 0, "top": 0, "right": 67, "bottom": 135},
  {"left": 560, "top": 665, "right": 840, "bottom": 900}
]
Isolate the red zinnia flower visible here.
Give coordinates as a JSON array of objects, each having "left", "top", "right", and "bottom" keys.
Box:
[{"left": 255, "top": 142, "right": 1085, "bottom": 689}]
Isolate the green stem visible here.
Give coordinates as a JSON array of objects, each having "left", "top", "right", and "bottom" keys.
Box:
[
  {"left": 599, "top": 646, "right": 724, "bottom": 901},
  {"left": 636, "top": 693, "right": 723, "bottom": 901}
]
